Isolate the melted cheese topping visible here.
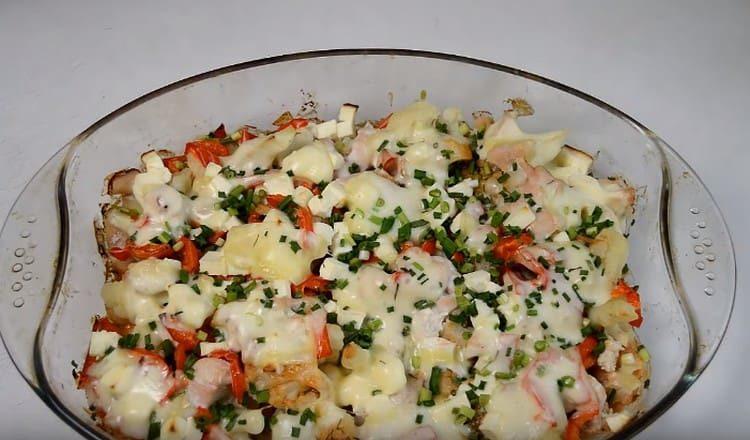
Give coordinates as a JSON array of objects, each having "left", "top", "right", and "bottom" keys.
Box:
[
  {"left": 480, "top": 381, "right": 557, "bottom": 439},
  {"left": 223, "top": 127, "right": 296, "bottom": 174},
  {"left": 123, "top": 258, "right": 182, "bottom": 296},
  {"left": 480, "top": 112, "right": 566, "bottom": 167},
  {"left": 164, "top": 284, "right": 215, "bottom": 329},
  {"left": 212, "top": 291, "right": 318, "bottom": 366},
  {"left": 86, "top": 100, "right": 645, "bottom": 440},
  {"left": 281, "top": 141, "right": 344, "bottom": 183},
  {"left": 342, "top": 171, "right": 425, "bottom": 237},
  {"left": 101, "top": 280, "right": 165, "bottom": 325},
  {"left": 189, "top": 163, "right": 243, "bottom": 231},
  {"left": 86, "top": 349, "right": 175, "bottom": 439},
  {"left": 130, "top": 152, "right": 190, "bottom": 244},
  {"left": 211, "top": 209, "right": 330, "bottom": 284}
]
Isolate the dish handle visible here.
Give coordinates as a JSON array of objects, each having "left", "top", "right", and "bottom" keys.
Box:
[
  {"left": 663, "top": 146, "right": 736, "bottom": 377},
  {"left": 0, "top": 148, "right": 67, "bottom": 390}
]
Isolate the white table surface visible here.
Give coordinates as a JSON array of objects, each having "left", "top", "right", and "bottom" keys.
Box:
[{"left": 1, "top": 0, "right": 747, "bottom": 438}]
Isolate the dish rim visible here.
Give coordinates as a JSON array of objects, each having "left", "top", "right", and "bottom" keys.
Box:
[{"left": 3, "top": 48, "right": 735, "bottom": 439}]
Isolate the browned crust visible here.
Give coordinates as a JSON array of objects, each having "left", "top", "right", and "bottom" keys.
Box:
[
  {"left": 106, "top": 168, "right": 139, "bottom": 196},
  {"left": 246, "top": 362, "right": 331, "bottom": 410},
  {"left": 443, "top": 137, "right": 472, "bottom": 163}
]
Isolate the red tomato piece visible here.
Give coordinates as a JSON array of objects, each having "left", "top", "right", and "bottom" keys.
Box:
[
  {"left": 315, "top": 325, "right": 333, "bottom": 359},
  {"left": 239, "top": 127, "right": 257, "bottom": 143},
  {"left": 295, "top": 206, "right": 314, "bottom": 232},
  {"left": 292, "top": 275, "right": 330, "bottom": 296},
  {"left": 374, "top": 113, "right": 392, "bottom": 129},
  {"left": 178, "top": 236, "right": 200, "bottom": 274},
  {"left": 276, "top": 118, "right": 309, "bottom": 131},
  {"left": 420, "top": 238, "right": 437, "bottom": 255},
  {"left": 611, "top": 280, "right": 643, "bottom": 327},
  {"left": 208, "top": 350, "right": 245, "bottom": 402},
  {"left": 265, "top": 194, "right": 287, "bottom": 208},
  {"left": 129, "top": 243, "right": 175, "bottom": 260},
  {"left": 564, "top": 406, "right": 599, "bottom": 440},
  {"left": 163, "top": 155, "right": 187, "bottom": 173},
  {"left": 184, "top": 139, "right": 230, "bottom": 167},
  {"left": 492, "top": 233, "right": 533, "bottom": 261},
  {"left": 577, "top": 336, "right": 599, "bottom": 370},
  {"left": 109, "top": 246, "right": 132, "bottom": 261}
]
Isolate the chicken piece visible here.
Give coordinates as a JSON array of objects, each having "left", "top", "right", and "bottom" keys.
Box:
[{"left": 187, "top": 358, "right": 232, "bottom": 408}]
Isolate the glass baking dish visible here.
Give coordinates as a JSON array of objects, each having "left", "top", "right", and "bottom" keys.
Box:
[{"left": 0, "top": 49, "right": 735, "bottom": 439}]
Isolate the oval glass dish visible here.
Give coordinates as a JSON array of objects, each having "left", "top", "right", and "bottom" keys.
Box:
[{"left": 0, "top": 49, "right": 735, "bottom": 439}]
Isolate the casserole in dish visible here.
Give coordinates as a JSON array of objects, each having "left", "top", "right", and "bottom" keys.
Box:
[{"left": 0, "top": 50, "right": 735, "bottom": 439}]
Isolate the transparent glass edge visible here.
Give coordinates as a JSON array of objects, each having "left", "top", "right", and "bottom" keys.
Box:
[
  {"left": 660, "top": 136, "right": 736, "bottom": 375},
  {"left": 0, "top": 147, "right": 67, "bottom": 388},
  {"left": 602, "top": 133, "right": 737, "bottom": 440}
]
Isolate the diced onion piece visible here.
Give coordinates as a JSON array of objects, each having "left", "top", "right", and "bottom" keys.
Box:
[{"left": 313, "top": 120, "right": 338, "bottom": 139}]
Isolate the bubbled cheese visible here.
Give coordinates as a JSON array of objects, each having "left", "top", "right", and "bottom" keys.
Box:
[
  {"left": 160, "top": 419, "right": 201, "bottom": 440},
  {"left": 480, "top": 112, "right": 567, "bottom": 167},
  {"left": 132, "top": 153, "right": 190, "bottom": 244},
  {"left": 189, "top": 163, "right": 243, "bottom": 231},
  {"left": 386, "top": 100, "right": 440, "bottom": 138},
  {"left": 271, "top": 411, "right": 315, "bottom": 440},
  {"left": 88, "top": 331, "right": 120, "bottom": 358},
  {"left": 281, "top": 141, "right": 343, "bottom": 183},
  {"left": 101, "top": 280, "right": 164, "bottom": 325},
  {"left": 338, "top": 348, "right": 407, "bottom": 401},
  {"left": 480, "top": 381, "right": 557, "bottom": 440},
  {"left": 261, "top": 170, "right": 295, "bottom": 196},
  {"left": 343, "top": 171, "right": 424, "bottom": 239},
  {"left": 124, "top": 258, "right": 181, "bottom": 296},
  {"left": 223, "top": 127, "right": 296, "bottom": 174},
  {"left": 212, "top": 293, "right": 317, "bottom": 366},
  {"left": 218, "top": 210, "right": 329, "bottom": 284},
  {"left": 133, "top": 151, "right": 171, "bottom": 203},
  {"left": 87, "top": 349, "right": 175, "bottom": 439},
  {"left": 553, "top": 242, "right": 618, "bottom": 307},
  {"left": 160, "top": 416, "right": 202, "bottom": 440},
  {"left": 164, "top": 284, "right": 215, "bottom": 329},
  {"left": 231, "top": 409, "right": 265, "bottom": 435}
]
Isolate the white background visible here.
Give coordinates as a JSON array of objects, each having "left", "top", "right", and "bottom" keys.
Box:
[{"left": 0, "top": 1, "right": 747, "bottom": 438}]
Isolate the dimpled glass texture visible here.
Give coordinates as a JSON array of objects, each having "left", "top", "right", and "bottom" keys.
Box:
[{"left": 0, "top": 50, "right": 735, "bottom": 439}]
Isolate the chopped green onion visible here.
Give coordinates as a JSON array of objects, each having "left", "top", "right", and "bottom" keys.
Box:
[
  {"left": 557, "top": 375, "right": 576, "bottom": 391},
  {"left": 428, "top": 366, "right": 442, "bottom": 395},
  {"left": 534, "top": 340, "right": 548, "bottom": 352},
  {"left": 380, "top": 216, "right": 395, "bottom": 233},
  {"left": 146, "top": 420, "right": 161, "bottom": 440},
  {"left": 300, "top": 408, "right": 316, "bottom": 425},
  {"left": 414, "top": 299, "right": 435, "bottom": 310},
  {"left": 417, "top": 388, "right": 434, "bottom": 407},
  {"left": 117, "top": 333, "right": 140, "bottom": 349},
  {"left": 495, "top": 371, "right": 517, "bottom": 380},
  {"left": 255, "top": 389, "right": 269, "bottom": 403}
]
